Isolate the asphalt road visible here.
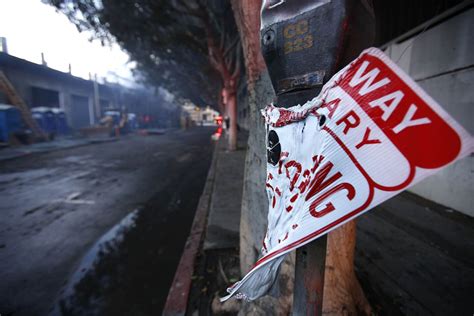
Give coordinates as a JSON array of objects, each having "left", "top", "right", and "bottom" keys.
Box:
[{"left": 0, "top": 127, "right": 215, "bottom": 316}]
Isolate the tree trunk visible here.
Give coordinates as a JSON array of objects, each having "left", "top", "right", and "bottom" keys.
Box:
[
  {"left": 231, "top": 0, "right": 266, "bottom": 88},
  {"left": 323, "top": 221, "right": 372, "bottom": 315},
  {"left": 203, "top": 19, "right": 240, "bottom": 152},
  {"left": 222, "top": 85, "right": 238, "bottom": 151},
  {"left": 219, "top": 88, "right": 226, "bottom": 117},
  {"left": 227, "top": 88, "right": 238, "bottom": 150}
]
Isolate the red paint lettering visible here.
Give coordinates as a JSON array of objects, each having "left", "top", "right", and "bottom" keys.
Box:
[
  {"left": 275, "top": 187, "right": 282, "bottom": 196},
  {"left": 285, "top": 160, "right": 302, "bottom": 191},
  {"left": 336, "top": 110, "right": 360, "bottom": 134},
  {"left": 310, "top": 202, "right": 335, "bottom": 218},
  {"left": 310, "top": 155, "right": 324, "bottom": 173},
  {"left": 348, "top": 60, "right": 390, "bottom": 96},
  {"left": 305, "top": 161, "right": 342, "bottom": 201},
  {"left": 340, "top": 53, "right": 461, "bottom": 168},
  {"left": 297, "top": 169, "right": 311, "bottom": 193},
  {"left": 309, "top": 182, "right": 356, "bottom": 217},
  {"left": 323, "top": 98, "right": 341, "bottom": 119},
  {"left": 355, "top": 127, "right": 381, "bottom": 149}
]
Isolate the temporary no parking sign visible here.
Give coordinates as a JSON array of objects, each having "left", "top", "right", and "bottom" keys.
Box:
[{"left": 222, "top": 48, "right": 473, "bottom": 301}]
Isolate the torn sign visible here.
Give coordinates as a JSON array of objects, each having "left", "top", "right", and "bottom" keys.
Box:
[{"left": 221, "top": 47, "right": 473, "bottom": 301}]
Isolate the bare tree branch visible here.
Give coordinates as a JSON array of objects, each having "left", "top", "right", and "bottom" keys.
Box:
[{"left": 224, "top": 34, "right": 239, "bottom": 58}]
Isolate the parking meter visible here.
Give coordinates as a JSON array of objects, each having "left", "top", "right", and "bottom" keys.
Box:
[
  {"left": 261, "top": 0, "right": 375, "bottom": 107},
  {"left": 260, "top": 0, "right": 375, "bottom": 314}
]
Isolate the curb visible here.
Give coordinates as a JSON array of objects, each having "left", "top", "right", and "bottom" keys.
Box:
[{"left": 162, "top": 140, "right": 219, "bottom": 316}]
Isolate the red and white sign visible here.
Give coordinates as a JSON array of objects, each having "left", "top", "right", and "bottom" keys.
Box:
[{"left": 221, "top": 48, "right": 473, "bottom": 301}]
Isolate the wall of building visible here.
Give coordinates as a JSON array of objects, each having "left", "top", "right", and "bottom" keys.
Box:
[
  {"left": 0, "top": 55, "right": 99, "bottom": 128},
  {"left": 200, "top": 106, "right": 219, "bottom": 123},
  {"left": 1, "top": 53, "right": 181, "bottom": 130},
  {"left": 3, "top": 67, "right": 88, "bottom": 106},
  {"left": 384, "top": 8, "right": 473, "bottom": 216}
]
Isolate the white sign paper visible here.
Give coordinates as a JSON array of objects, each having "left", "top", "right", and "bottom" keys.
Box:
[{"left": 221, "top": 48, "right": 473, "bottom": 301}]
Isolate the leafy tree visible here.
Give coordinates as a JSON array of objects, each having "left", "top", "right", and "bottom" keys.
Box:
[{"left": 46, "top": 0, "right": 243, "bottom": 148}]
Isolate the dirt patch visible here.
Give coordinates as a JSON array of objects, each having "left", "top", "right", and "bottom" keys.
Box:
[{"left": 187, "top": 248, "right": 241, "bottom": 315}]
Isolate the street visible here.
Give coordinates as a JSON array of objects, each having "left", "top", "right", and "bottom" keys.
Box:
[{"left": 0, "top": 127, "right": 214, "bottom": 316}]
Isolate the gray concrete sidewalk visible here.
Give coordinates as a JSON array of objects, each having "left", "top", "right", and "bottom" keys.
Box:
[
  {"left": 357, "top": 192, "right": 474, "bottom": 315},
  {"left": 204, "top": 131, "right": 248, "bottom": 250}
]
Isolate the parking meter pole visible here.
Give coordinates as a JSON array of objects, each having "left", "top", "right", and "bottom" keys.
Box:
[
  {"left": 278, "top": 85, "right": 328, "bottom": 314},
  {"left": 260, "top": 1, "right": 375, "bottom": 314},
  {"left": 294, "top": 236, "right": 327, "bottom": 315}
]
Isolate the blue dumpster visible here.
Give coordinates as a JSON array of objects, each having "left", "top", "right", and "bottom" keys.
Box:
[
  {"left": 0, "top": 104, "right": 23, "bottom": 142},
  {"left": 31, "top": 107, "right": 56, "bottom": 135},
  {"left": 52, "top": 108, "right": 69, "bottom": 135}
]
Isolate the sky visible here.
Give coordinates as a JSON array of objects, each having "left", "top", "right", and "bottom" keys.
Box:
[{"left": 0, "top": 0, "right": 135, "bottom": 85}]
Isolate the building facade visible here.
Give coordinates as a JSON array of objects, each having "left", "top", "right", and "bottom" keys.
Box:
[
  {"left": 0, "top": 52, "right": 179, "bottom": 130},
  {"left": 384, "top": 7, "right": 473, "bottom": 216}
]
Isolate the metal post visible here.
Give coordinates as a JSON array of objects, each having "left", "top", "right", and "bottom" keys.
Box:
[
  {"left": 294, "top": 238, "right": 327, "bottom": 315},
  {"left": 276, "top": 83, "right": 327, "bottom": 315},
  {"left": 93, "top": 73, "right": 101, "bottom": 121}
]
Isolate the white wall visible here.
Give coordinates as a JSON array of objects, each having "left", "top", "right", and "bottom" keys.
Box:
[{"left": 384, "top": 9, "right": 474, "bottom": 216}]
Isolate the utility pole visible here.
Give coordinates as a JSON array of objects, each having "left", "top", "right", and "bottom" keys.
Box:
[
  {"left": 41, "top": 52, "right": 47, "bottom": 66},
  {"left": 0, "top": 37, "right": 8, "bottom": 54},
  {"left": 260, "top": 0, "right": 375, "bottom": 314},
  {"left": 93, "top": 74, "right": 101, "bottom": 121}
]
